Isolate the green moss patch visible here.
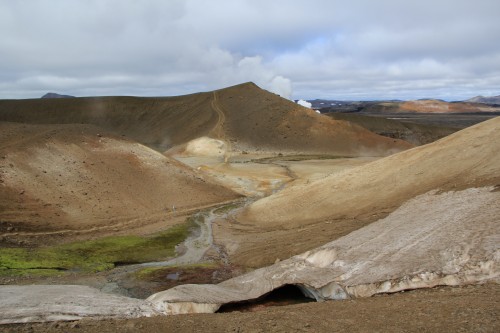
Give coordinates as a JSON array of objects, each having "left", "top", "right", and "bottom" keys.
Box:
[
  {"left": 0, "top": 268, "right": 64, "bottom": 278},
  {"left": 0, "top": 222, "right": 194, "bottom": 277}
]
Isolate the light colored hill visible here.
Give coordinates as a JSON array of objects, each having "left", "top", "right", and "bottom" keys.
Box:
[
  {"left": 243, "top": 116, "right": 499, "bottom": 227},
  {"left": 222, "top": 117, "right": 500, "bottom": 267},
  {"left": 0, "top": 122, "right": 238, "bottom": 246}
]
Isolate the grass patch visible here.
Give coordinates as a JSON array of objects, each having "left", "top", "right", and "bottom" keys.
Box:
[
  {"left": 0, "top": 268, "right": 65, "bottom": 278},
  {"left": 0, "top": 221, "right": 197, "bottom": 277}
]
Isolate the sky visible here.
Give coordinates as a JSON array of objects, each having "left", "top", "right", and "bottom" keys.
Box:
[{"left": 1, "top": 0, "right": 499, "bottom": 101}]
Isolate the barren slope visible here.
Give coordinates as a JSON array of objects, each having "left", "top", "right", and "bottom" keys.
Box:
[
  {"left": 0, "top": 83, "right": 411, "bottom": 156},
  {"left": 244, "top": 116, "right": 500, "bottom": 228},
  {"left": 0, "top": 122, "right": 238, "bottom": 246},
  {"left": 0, "top": 93, "right": 217, "bottom": 152},
  {"left": 223, "top": 117, "right": 500, "bottom": 267},
  {"left": 210, "top": 83, "right": 412, "bottom": 155}
]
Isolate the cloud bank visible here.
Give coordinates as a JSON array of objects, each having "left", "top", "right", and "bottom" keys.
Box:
[{"left": 0, "top": 0, "right": 499, "bottom": 100}]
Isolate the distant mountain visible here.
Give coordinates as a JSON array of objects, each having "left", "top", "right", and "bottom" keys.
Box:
[
  {"left": 41, "top": 92, "right": 75, "bottom": 99},
  {"left": 465, "top": 95, "right": 500, "bottom": 104}
]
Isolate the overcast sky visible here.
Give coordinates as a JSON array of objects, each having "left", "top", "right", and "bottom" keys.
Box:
[{"left": 1, "top": 0, "right": 499, "bottom": 100}]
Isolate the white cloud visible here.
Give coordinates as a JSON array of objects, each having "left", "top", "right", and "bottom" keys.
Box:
[{"left": 0, "top": 0, "right": 499, "bottom": 100}]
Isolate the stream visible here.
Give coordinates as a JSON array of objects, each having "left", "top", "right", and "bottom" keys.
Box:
[{"left": 99, "top": 199, "right": 248, "bottom": 297}]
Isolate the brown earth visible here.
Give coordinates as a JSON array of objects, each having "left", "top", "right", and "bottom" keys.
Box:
[
  {"left": 0, "top": 122, "right": 239, "bottom": 246},
  {"left": 0, "top": 82, "right": 412, "bottom": 156},
  {"left": 219, "top": 117, "right": 500, "bottom": 268},
  {"left": 3, "top": 283, "right": 498, "bottom": 333}
]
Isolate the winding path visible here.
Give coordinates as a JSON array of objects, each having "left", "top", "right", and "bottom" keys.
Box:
[{"left": 210, "top": 92, "right": 231, "bottom": 163}]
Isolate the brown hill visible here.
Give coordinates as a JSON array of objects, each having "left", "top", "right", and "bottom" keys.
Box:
[
  {"left": 0, "top": 122, "right": 238, "bottom": 246},
  {"left": 0, "top": 83, "right": 411, "bottom": 156},
  {"left": 0, "top": 93, "right": 217, "bottom": 152},
  {"left": 221, "top": 116, "right": 500, "bottom": 267},
  {"left": 207, "top": 83, "right": 412, "bottom": 155}
]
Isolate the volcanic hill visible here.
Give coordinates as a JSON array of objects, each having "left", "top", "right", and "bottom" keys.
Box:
[{"left": 0, "top": 83, "right": 411, "bottom": 156}]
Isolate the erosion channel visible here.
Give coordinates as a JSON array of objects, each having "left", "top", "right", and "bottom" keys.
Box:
[{"left": 97, "top": 199, "right": 250, "bottom": 299}]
